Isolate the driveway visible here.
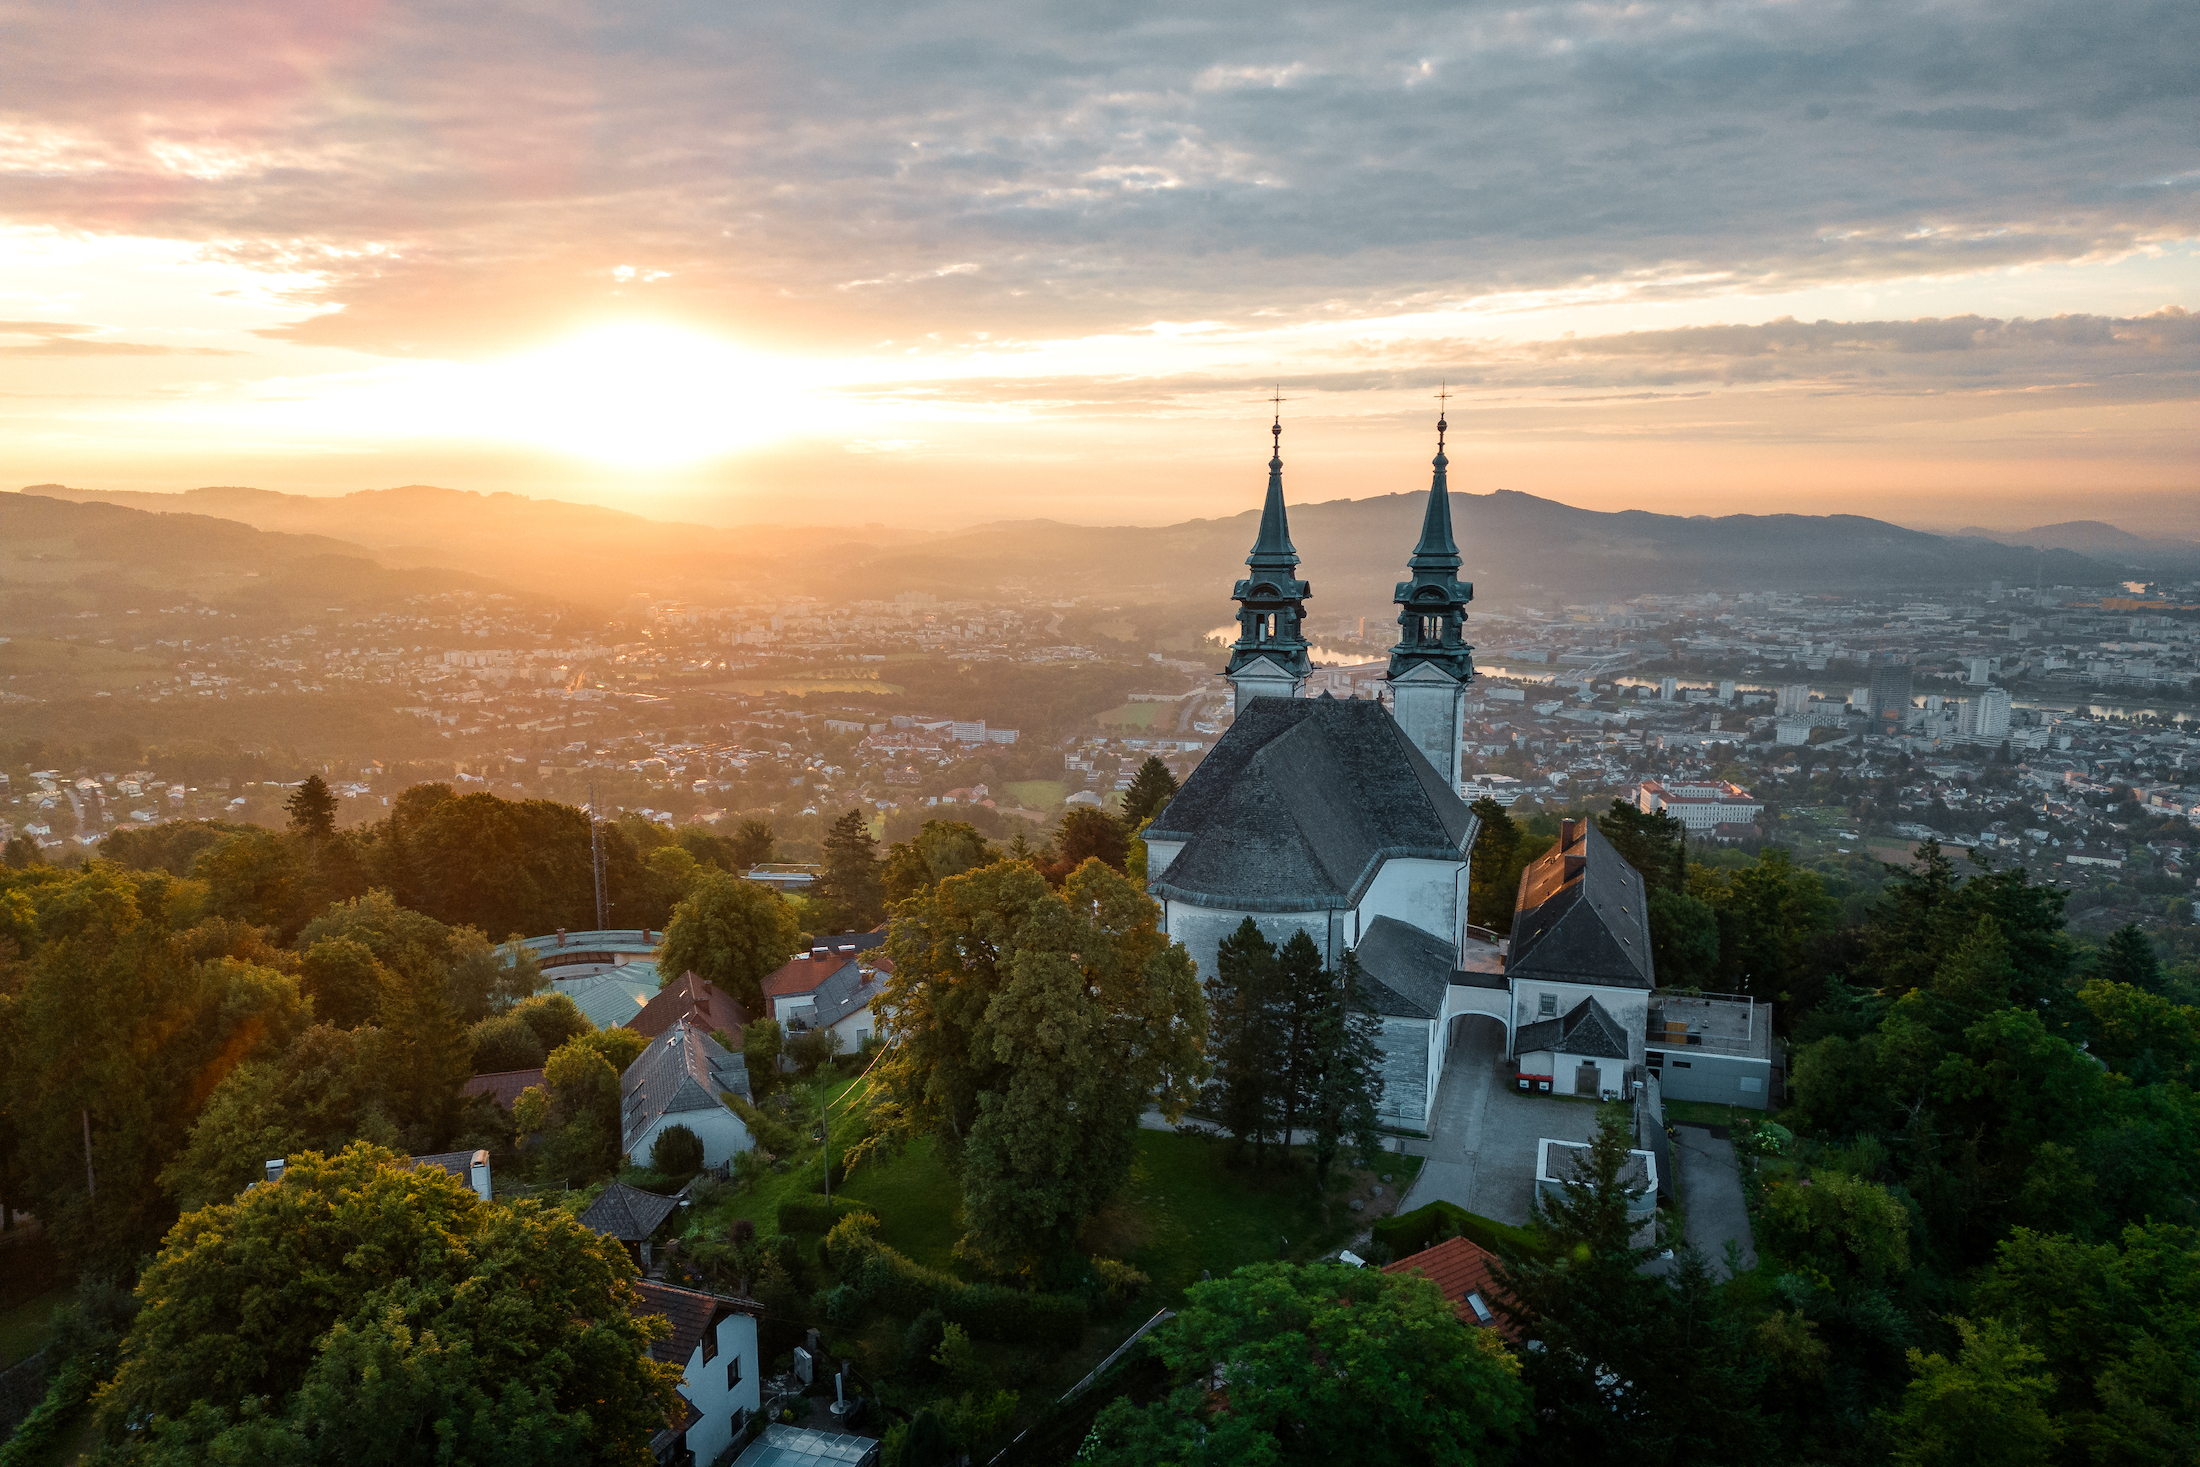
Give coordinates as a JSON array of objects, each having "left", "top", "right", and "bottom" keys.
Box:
[
  {"left": 1668, "top": 1125, "right": 1757, "bottom": 1276},
  {"left": 1397, "top": 1020, "right": 1603, "bottom": 1227}
]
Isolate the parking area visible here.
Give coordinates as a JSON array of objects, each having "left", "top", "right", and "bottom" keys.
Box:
[{"left": 1398, "top": 1019, "right": 1604, "bottom": 1226}]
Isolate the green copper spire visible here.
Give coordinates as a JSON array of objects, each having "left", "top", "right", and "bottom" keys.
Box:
[
  {"left": 1387, "top": 399, "right": 1475, "bottom": 683},
  {"left": 1226, "top": 410, "right": 1313, "bottom": 694},
  {"left": 1249, "top": 416, "right": 1298, "bottom": 568}
]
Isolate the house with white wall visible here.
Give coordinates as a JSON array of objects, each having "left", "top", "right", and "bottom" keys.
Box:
[
  {"left": 1503, "top": 819, "right": 1656, "bottom": 1100},
  {"left": 631, "top": 1281, "right": 762, "bottom": 1465},
  {"left": 621, "top": 1020, "right": 753, "bottom": 1168}
]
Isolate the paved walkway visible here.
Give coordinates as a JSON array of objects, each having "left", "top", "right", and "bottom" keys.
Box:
[{"left": 1669, "top": 1125, "right": 1758, "bottom": 1276}]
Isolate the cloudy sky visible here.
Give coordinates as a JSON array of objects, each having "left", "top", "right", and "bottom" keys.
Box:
[{"left": 4, "top": 0, "right": 2196, "bottom": 530}]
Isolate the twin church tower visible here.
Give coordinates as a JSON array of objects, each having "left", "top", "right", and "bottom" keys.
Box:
[{"left": 1221, "top": 409, "right": 1477, "bottom": 790}]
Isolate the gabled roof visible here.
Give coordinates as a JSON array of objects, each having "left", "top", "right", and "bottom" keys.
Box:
[
  {"left": 760, "top": 952, "right": 858, "bottom": 1002},
  {"left": 630, "top": 1281, "right": 762, "bottom": 1367},
  {"left": 632, "top": 971, "right": 746, "bottom": 1041},
  {"left": 1382, "top": 1235, "right": 1519, "bottom": 1340},
  {"left": 401, "top": 1148, "right": 487, "bottom": 1182},
  {"left": 1513, "top": 995, "right": 1631, "bottom": 1060},
  {"left": 579, "top": 1180, "right": 681, "bottom": 1243},
  {"left": 462, "top": 1069, "right": 545, "bottom": 1109},
  {"left": 620, "top": 1020, "right": 750, "bottom": 1155},
  {"left": 1147, "top": 697, "right": 1477, "bottom": 913},
  {"left": 794, "top": 959, "right": 882, "bottom": 1032},
  {"left": 1507, "top": 820, "right": 1654, "bottom": 989},
  {"left": 1353, "top": 916, "right": 1455, "bottom": 1021}
]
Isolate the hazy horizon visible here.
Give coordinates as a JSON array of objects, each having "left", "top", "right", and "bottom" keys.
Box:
[{"left": 5, "top": 0, "right": 2196, "bottom": 532}]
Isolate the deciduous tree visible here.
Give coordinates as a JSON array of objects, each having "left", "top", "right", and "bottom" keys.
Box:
[
  {"left": 1086, "top": 1261, "right": 1527, "bottom": 1466},
  {"left": 97, "top": 1143, "right": 681, "bottom": 1465},
  {"left": 858, "top": 859, "right": 1206, "bottom": 1272},
  {"left": 655, "top": 870, "right": 800, "bottom": 1011}
]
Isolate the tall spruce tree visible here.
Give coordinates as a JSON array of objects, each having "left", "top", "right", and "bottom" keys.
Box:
[
  {"left": 284, "top": 773, "right": 339, "bottom": 841},
  {"left": 1305, "top": 949, "right": 1385, "bottom": 1187},
  {"left": 1120, "top": 756, "right": 1180, "bottom": 825},
  {"left": 1205, "top": 918, "right": 1285, "bottom": 1166},
  {"left": 1272, "top": 931, "right": 1330, "bottom": 1151},
  {"left": 817, "top": 807, "right": 884, "bottom": 931}
]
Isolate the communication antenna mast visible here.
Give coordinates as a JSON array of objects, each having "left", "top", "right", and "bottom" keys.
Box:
[{"left": 589, "top": 779, "right": 607, "bottom": 930}]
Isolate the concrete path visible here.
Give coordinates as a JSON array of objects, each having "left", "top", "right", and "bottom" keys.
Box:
[{"left": 1670, "top": 1125, "right": 1758, "bottom": 1276}]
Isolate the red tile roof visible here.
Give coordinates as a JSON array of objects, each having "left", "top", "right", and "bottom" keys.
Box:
[
  {"left": 759, "top": 952, "right": 856, "bottom": 1001},
  {"left": 1382, "top": 1235, "right": 1519, "bottom": 1340},
  {"left": 462, "top": 1069, "right": 545, "bottom": 1109},
  {"left": 632, "top": 971, "right": 746, "bottom": 1041},
  {"left": 630, "top": 1281, "right": 763, "bottom": 1366}
]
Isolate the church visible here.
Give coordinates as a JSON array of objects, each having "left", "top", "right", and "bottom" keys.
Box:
[{"left": 1145, "top": 410, "right": 1661, "bottom": 1131}]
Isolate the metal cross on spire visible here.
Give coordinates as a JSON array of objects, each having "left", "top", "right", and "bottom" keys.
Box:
[{"left": 1434, "top": 380, "right": 1450, "bottom": 449}]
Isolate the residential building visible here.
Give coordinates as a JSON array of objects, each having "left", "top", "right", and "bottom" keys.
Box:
[
  {"left": 630, "top": 1282, "right": 763, "bottom": 1466},
  {"left": 1505, "top": 820, "right": 1656, "bottom": 1101},
  {"left": 633, "top": 970, "right": 747, "bottom": 1042},
  {"left": 1381, "top": 1235, "right": 1518, "bottom": 1339},
  {"left": 580, "top": 1180, "right": 683, "bottom": 1270},
  {"left": 621, "top": 1020, "right": 753, "bottom": 1167}
]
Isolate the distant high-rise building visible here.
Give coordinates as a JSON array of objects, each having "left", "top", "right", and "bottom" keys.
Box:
[
  {"left": 1961, "top": 687, "right": 2013, "bottom": 740},
  {"left": 1966, "top": 657, "right": 1992, "bottom": 685},
  {"left": 1718, "top": 679, "right": 1737, "bottom": 703},
  {"left": 1660, "top": 676, "right": 1679, "bottom": 701},
  {"left": 1777, "top": 683, "right": 1811, "bottom": 717},
  {"left": 1849, "top": 685, "right": 1870, "bottom": 710},
  {"left": 1867, "top": 662, "right": 1913, "bottom": 736}
]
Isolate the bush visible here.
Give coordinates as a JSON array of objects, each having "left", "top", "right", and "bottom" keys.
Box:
[
  {"left": 650, "top": 1124, "right": 706, "bottom": 1178},
  {"left": 511, "top": 991, "right": 592, "bottom": 1053},
  {"left": 778, "top": 1194, "right": 877, "bottom": 1235},
  {"left": 787, "top": 1025, "right": 842, "bottom": 1075},
  {"left": 468, "top": 1012, "right": 547, "bottom": 1073},
  {"left": 826, "top": 1211, "right": 1089, "bottom": 1344},
  {"left": 1090, "top": 1257, "right": 1150, "bottom": 1312},
  {"left": 901, "top": 1309, "right": 948, "bottom": 1379},
  {"left": 1371, "top": 1200, "right": 1543, "bottom": 1262},
  {"left": 731, "top": 1095, "right": 806, "bottom": 1157}
]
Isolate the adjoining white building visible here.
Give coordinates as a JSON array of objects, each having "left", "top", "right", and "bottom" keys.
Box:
[{"left": 1634, "top": 779, "right": 1763, "bottom": 832}]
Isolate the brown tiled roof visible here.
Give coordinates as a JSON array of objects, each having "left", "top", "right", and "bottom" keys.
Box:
[
  {"left": 1382, "top": 1235, "right": 1520, "bottom": 1341},
  {"left": 632, "top": 971, "right": 746, "bottom": 1041},
  {"left": 630, "top": 1281, "right": 763, "bottom": 1366},
  {"left": 462, "top": 1069, "right": 545, "bottom": 1109},
  {"left": 760, "top": 952, "right": 856, "bottom": 1001}
]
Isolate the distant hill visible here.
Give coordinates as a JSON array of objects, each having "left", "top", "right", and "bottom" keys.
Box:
[
  {"left": 0, "top": 493, "right": 515, "bottom": 631},
  {"left": 16, "top": 482, "right": 2118, "bottom": 621},
  {"left": 865, "top": 490, "right": 2118, "bottom": 617},
  {"left": 18, "top": 483, "right": 925, "bottom": 608},
  {"left": 1953, "top": 520, "right": 2200, "bottom": 573}
]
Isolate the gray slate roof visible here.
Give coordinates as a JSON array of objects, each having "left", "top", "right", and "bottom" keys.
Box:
[
  {"left": 621, "top": 1019, "right": 751, "bottom": 1156},
  {"left": 1148, "top": 696, "right": 1477, "bottom": 913},
  {"left": 1514, "top": 995, "right": 1631, "bottom": 1059},
  {"left": 1353, "top": 916, "right": 1456, "bottom": 1020},
  {"left": 791, "top": 959, "right": 883, "bottom": 1033},
  {"left": 1506, "top": 821, "right": 1655, "bottom": 989},
  {"left": 550, "top": 971, "right": 658, "bottom": 1029},
  {"left": 579, "top": 1179, "right": 681, "bottom": 1242}
]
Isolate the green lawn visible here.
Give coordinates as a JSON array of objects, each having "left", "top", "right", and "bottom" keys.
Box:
[
  {"left": 1094, "top": 702, "right": 1162, "bottom": 730},
  {"left": 1002, "top": 780, "right": 1067, "bottom": 810},
  {"left": 836, "top": 1134, "right": 960, "bottom": 1271},
  {"left": 0, "top": 1285, "right": 68, "bottom": 1368},
  {"left": 1663, "top": 1098, "right": 1760, "bottom": 1129}
]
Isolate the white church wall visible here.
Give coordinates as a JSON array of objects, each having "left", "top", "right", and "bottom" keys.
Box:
[
  {"left": 1143, "top": 839, "right": 1184, "bottom": 882},
  {"left": 1163, "top": 903, "right": 1334, "bottom": 987},
  {"left": 1354, "top": 857, "right": 1464, "bottom": 949},
  {"left": 1374, "top": 1015, "right": 1435, "bottom": 1131}
]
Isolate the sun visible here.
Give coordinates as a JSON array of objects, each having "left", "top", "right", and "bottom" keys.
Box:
[{"left": 473, "top": 323, "right": 824, "bottom": 466}]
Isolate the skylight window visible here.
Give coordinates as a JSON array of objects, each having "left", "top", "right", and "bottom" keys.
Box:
[{"left": 1464, "top": 1291, "right": 1494, "bottom": 1324}]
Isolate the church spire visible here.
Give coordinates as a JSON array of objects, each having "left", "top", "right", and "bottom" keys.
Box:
[
  {"left": 1225, "top": 405, "right": 1312, "bottom": 709},
  {"left": 1386, "top": 389, "right": 1475, "bottom": 790}
]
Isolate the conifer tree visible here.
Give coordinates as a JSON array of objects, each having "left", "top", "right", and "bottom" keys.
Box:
[
  {"left": 1271, "top": 931, "right": 1330, "bottom": 1151},
  {"left": 1205, "top": 918, "right": 1284, "bottom": 1165},
  {"left": 2091, "top": 923, "right": 2162, "bottom": 994},
  {"left": 816, "top": 808, "right": 884, "bottom": 931},
  {"left": 1305, "top": 949, "right": 1385, "bottom": 1187},
  {"left": 1119, "top": 756, "right": 1180, "bottom": 825},
  {"left": 284, "top": 773, "right": 339, "bottom": 841}
]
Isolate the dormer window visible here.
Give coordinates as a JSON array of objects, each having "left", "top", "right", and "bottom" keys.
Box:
[{"left": 701, "top": 1319, "right": 718, "bottom": 1364}]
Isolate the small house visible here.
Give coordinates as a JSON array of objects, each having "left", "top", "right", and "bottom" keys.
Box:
[
  {"left": 621, "top": 1020, "right": 753, "bottom": 1168},
  {"left": 631, "top": 1281, "right": 763, "bottom": 1466},
  {"left": 580, "top": 1180, "right": 683, "bottom": 1272},
  {"left": 1381, "top": 1235, "right": 1518, "bottom": 1340}
]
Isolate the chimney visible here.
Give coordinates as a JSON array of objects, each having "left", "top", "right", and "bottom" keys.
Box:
[
  {"left": 1560, "top": 818, "right": 1579, "bottom": 849},
  {"left": 265, "top": 1158, "right": 286, "bottom": 1185},
  {"left": 469, "top": 1150, "right": 492, "bottom": 1203},
  {"left": 811, "top": 946, "right": 829, "bottom": 960},
  {"left": 556, "top": 928, "right": 566, "bottom": 947}
]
